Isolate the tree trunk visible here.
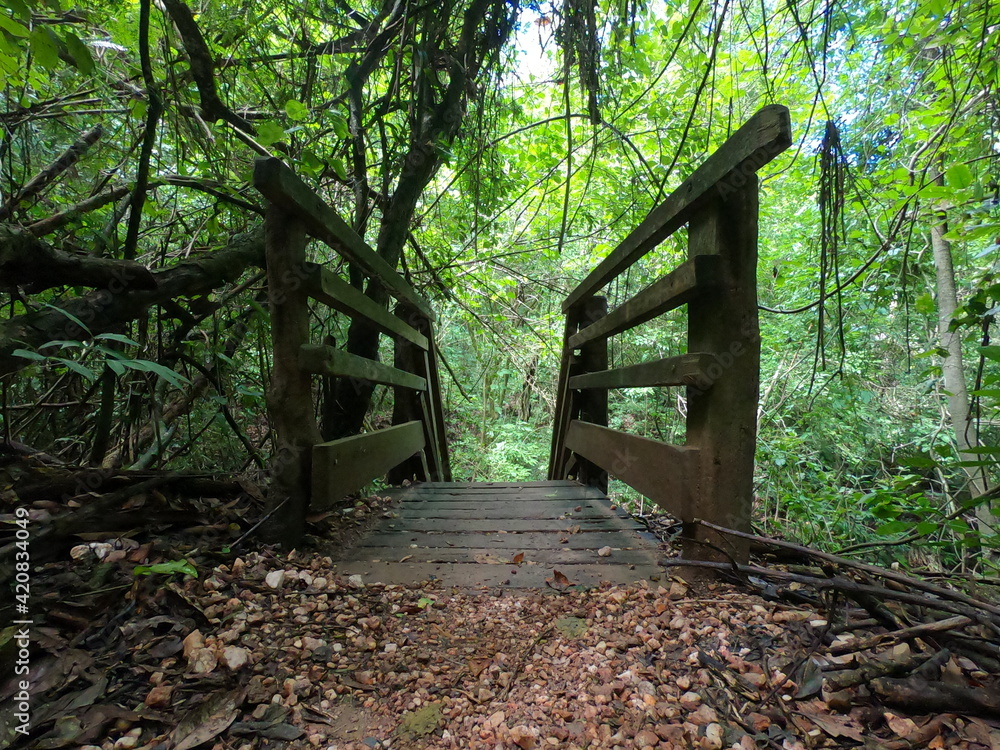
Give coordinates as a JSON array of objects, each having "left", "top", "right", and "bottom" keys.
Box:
[{"left": 930, "top": 169, "right": 996, "bottom": 533}]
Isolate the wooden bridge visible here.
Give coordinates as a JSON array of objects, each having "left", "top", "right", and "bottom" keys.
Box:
[{"left": 254, "top": 105, "right": 792, "bottom": 587}]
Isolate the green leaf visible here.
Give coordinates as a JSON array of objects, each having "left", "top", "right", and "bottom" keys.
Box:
[
  {"left": 122, "top": 359, "right": 189, "bottom": 389},
  {"left": 980, "top": 346, "right": 1000, "bottom": 362},
  {"left": 331, "top": 157, "right": 346, "bottom": 180},
  {"left": 11, "top": 348, "right": 46, "bottom": 361},
  {"left": 284, "top": 99, "right": 309, "bottom": 121},
  {"left": 915, "top": 521, "right": 939, "bottom": 536},
  {"left": 0, "top": 13, "right": 30, "bottom": 37},
  {"left": 875, "top": 520, "right": 911, "bottom": 536},
  {"left": 256, "top": 121, "right": 286, "bottom": 146},
  {"left": 94, "top": 333, "right": 142, "bottom": 346},
  {"left": 945, "top": 163, "right": 973, "bottom": 189},
  {"left": 55, "top": 357, "right": 97, "bottom": 381},
  {"left": 331, "top": 113, "right": 349, "bottom": 139},
  {"left": 62, "top": 31, "right": 94, "bottom": 74},
  {"left": 133, "top": 559, "right": 198, "bottom": 578},
  {"left": 43, "top": 303, "right": 92, "bottom": 335},
  {"left": 29, "top": 26, "right": 60, "bottom": 70},
  {"left": 914, "top": 293, "right": 935, "bottom": 314}
]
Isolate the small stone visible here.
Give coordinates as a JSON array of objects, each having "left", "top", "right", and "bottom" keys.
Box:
[
  {"left": 510, "top": 725, "right": 536, "bottom": 749},
  {"left": 348, "top": 574, "right": 364, "bottom": 588},
  {"left": 301, "top": 636, "right": 326, "bottom": 651},
  {"left": 221, "top": 646, "right": 249, "bottom": 671},
  {"left": 634, "top": 729, "right": 659, "bottom": 747},
  {"left": 703, "top": 722, "right": 724, "bottom": 749},
  {"left": 679, "top": 691, "right": 702, "bottom": 710},
  {"left": 384, "top": 643, "right": 398, "bottom": 654},
  {"left": 265, "top": 570, "right": 286, "bottom": 589},
  {"left": 487, "top": 710, "right": 505, "bottom": 729},
  {"left": 668, "top": 581, "right": 688, "bottom": 599},
  {"left": 688, "top": 704, "right": 718, "bottom": 726},
  {"left": 598, "top": 546, "right": 612, "bottom": 557},
  {"left": 113, "top": 728, "right": 142, "bottom": 750},
  {"left": 144, "top": 685, "right": 173, "bottom": 708}
]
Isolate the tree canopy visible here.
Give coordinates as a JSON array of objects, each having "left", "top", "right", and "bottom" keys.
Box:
[{"left": 1, "top": 0, "right": 999, "bottom": 568}]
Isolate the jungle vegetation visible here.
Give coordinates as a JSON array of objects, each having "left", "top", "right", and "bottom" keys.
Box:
[{"left": 1, "top": 0, "right": 998, "bottom": 576}]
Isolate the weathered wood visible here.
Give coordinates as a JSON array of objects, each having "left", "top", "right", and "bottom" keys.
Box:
[
  {"left": 329, "top": 561, "right": 665, "bottom": 588},
  {"left": 359, "top": 530, "right": 654, "bottom": 550},
  {"left": 568, "top": 255, "right": 721, "bottom": 350},
  {"left": 299, "top": 343, "right": 426, "bottom": 390},
  {"left": 414, "top": 480, "right": 585, "bottom": 490},
  {"left": 423, "top": 326, "right": 452, "bottom": 481},
  {"left": 312, "top": 421, "right": 425, "bottom": 510},
  {"left": 683, "top": 183, "right": 759, "bottom": 563},
  {"left": 573, "top": 297, "right": 609, "bottom": 492},
  {"left": 563, "top": 104, "right": 791, "bottom": 312},
  {"left": 264, "top": 206, "right": 322, "bottom": 545},
  {"left": 388, "top": 308, "right": 437, "bottom": 484},
  {"left": 253, "top": 157, "right": 435, "bottom": 319},
  {"left": 302, "top": 265, "right": 428, "bottom": 349},
  {"left": 343, "top": 546, "right": 656, "bottom": 565},
  {"left": 564, "top": 420, "right": 699, "bottom": 519},
  {"left": 569, "top": 353, "right": 715, "bottom": 390},
  {"left": 397, "top": 502, "right": 619, "bottom": 518},
  {"left": 547, "top": 315, "right": 579, "bottom": 480},
  {"left": 383, "top": 517, "right": 642, "bottom": 532}
]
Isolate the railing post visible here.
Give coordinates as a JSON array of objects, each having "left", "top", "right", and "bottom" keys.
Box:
[
  {"left": 572, "top": 296, "right": 609, "bottom": 492},
  {"left": 388, "top": 306, "right": 450, "bottom": 484},
  {"left": 548, "top": 296, "right": 608, "bottom": 489},
  {"left": 684, "top": 178, "right": 760, "bottom": 563},
  {"left": 264, "top": 203, "right": 322, "bottom": 546}
]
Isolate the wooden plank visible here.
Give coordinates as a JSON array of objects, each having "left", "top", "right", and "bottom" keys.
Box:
[
  {"left": 381, "top": 517, "right": 642, "bottom": 532},
  {"left": 303, "top": 265, "right": 428, "bottom": 349},
  {"left": 328, "top": 561, "right": 666, "bottom": 588},
  {"left": 253, "top": 157, "right": 435, "bottom": 320},
  {"left": 396, "top": 504, "right": 619, "bottom": 519},
  {"left": 414, "top": 481, "right": 583, "bottom": 489},
  {"left": 343, "top": 546, "right": 658, "bottom": 565},
  {"left": 564, "top": 420, "right": 699, "bottom": 519},
  {"left": 423, "top": 328, "right": 451, "bottom": 481},
  {"left": 402, "top": 487, "right": 606, "bottom": 500},
  {"left": 299, "top": 344, "right": 426, "bottom": 390},
  {"left": 562, "top": 104, "right": 791, "bottom": 312},
  {"left": 358, "top": 530, "right": 655, "bottom": 550},
  {"left": 311, "top": 421, "right": 425, "bottom": 510},
  {"left": 548, "top": 313, "right": 582, "bottom": 479},
  {"left": 568, "top": 255, "right": 721, "bottom": 350},
  {"left": 569, "top": 353, "right": 714, "bottom": 390}
]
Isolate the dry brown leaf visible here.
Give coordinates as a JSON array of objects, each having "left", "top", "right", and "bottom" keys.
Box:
[
  {"left": 512, "top": 552, "right": 524, "bottom": 565},
  {"left": 546, "top": 569, "right": 572, "bottom": 591},
  {"left": 170, "top": 688, "right": 243, "bottom": 750}
]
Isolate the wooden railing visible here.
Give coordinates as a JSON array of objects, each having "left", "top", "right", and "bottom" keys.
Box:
[
  {"left": 254, "top": 157, "right": 449, "bottom": 541},
  {"left": 549, "top": 105, "right": 792, "bottom": 563}
]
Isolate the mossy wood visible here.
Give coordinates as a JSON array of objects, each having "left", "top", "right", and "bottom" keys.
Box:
[
  {"left": 568, "top": 353, "right": 714, "bottom": 389},
  {"left": 562, "top": 104, "right": 791, "bottom": 313},
  {"left": 253, "top": 156, "right": 434, "bottom": 319},
  {"left": 550, "top": 105, "right": 791, "bottom": 566},
  {"left": 299, "top": 344, "right": 427, "bottom": 390},
  {"left": 312, "top": 421, "right": 426, "bottom": 510}
]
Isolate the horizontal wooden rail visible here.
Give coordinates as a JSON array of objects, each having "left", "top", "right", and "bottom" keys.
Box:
[
  {"left": 568, "top": 353, "right": 714, "bottom": 390},
  {"left": 563, "top": 104, "right": 791, "bottom": 313},
  {"left": 568, "top": 255, "right": 721, "bottom": 350},
  {"left": 254, "top": 157, "right": 435, "bottom": 320},
  {"left": 303, "top": 265, "right": 429, "bottom": 350},
  {"left": 299, "top": 344, "right": 427, "bottom": 390},
  {"left": 312, "top": 421, "right": 426, "bottom": 510},
  {"left": 564, "top": 420, "right": 699, "bottom": 520}
]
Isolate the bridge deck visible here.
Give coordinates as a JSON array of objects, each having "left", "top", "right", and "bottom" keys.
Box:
[{"left": 330, "top": 481, "right": 668, "bottom": 588}]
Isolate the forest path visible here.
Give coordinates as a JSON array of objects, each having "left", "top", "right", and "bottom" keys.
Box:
[{"left": 329, "top": 481, "right": 667, "bottom": 589}]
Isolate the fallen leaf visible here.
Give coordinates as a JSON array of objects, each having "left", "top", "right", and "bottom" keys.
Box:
[
  {"left": 512, "top": 552, "right": 524, "bottom": 565},
  {"left": 546, "top": 570, "right": 572, "bottom": 591},
  {"left": 170, "top": 688, "right": 243, "bottom": 750}
]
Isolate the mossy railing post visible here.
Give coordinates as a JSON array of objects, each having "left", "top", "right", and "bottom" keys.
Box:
[
  {"left": 547, "top": 105, "right": 791, "bottom": 567},
  {"left": 683, "top": 180, "right": 759, "bottom": 562},
  {"left": 263, "top": 204, "right": 321, "bottom": 546},
  {"left": 254, "top": 156, "right": 449, "bottom": 543}
]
